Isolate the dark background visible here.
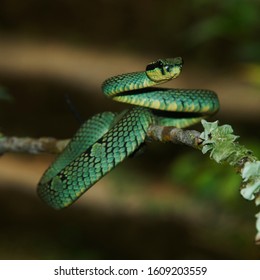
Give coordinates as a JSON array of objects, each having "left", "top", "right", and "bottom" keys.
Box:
[{"left": 0, "top": 0, "right": 260, "bottom": 259}]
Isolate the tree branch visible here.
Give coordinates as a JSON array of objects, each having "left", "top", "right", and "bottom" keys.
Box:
[
  {"left": 0, "top": 136, "right": 69, "bottom": 155},
  {"left": 0, "top": 126, "right": 201, "bottom": 155},
  {"left": 147, "top": 125, "right": 202, "bottom": 148},
  {"left": 0, "top": 121, "right": 259, "bottom": 244}
]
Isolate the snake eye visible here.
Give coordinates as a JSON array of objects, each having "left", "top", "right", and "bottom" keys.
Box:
[{"left": 164, "top": 65, "right": 170, "bottom": 72}]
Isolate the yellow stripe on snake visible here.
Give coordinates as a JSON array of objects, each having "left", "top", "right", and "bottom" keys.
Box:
[{"left": 38, "top": 57, "right": 219, "bottom": 209}]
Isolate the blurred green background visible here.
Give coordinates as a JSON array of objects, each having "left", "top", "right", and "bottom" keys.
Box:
[{"left": 0, "top": 0, "right": 260, "bottom": 259}]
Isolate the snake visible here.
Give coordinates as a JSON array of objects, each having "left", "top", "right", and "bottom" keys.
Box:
[{"left": 38, "top": 57, "right": 219, "bottom": 209}]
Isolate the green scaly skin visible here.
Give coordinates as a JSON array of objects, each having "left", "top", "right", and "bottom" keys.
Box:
[{"left": 38, "top": 57, "right": 219, "bottom": 209}]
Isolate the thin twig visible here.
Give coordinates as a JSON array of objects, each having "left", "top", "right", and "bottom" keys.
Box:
[
  {"left": 0, "top": 136, "right": 69, "bottom": 155},
  {"left": 0, "top": 126, "right": 200, "bottom": 155},
  {"left": 147, "top": 125, "right": 202, "bottom": 149}
]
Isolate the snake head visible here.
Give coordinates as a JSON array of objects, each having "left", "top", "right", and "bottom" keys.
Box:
[{"left": 145, "top": 57, "right": 183, "bottom": 82}]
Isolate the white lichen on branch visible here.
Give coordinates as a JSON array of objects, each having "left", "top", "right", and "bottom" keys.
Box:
[{"left": 200, "top": 120, "right": 260, "bottom": 244}]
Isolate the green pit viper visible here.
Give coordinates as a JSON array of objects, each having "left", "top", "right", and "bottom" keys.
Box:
[{"left": 38, "top": 57, "right": 219, "bottom": 209}]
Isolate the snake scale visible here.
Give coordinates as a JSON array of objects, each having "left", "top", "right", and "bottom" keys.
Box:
[{"left": 38, "top": 57, "right": 219, "bottom": 209}]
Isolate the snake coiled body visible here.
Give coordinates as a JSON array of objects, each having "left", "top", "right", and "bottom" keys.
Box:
[{"left": 38, "top": 57, "right": 219, "bottom": 209}]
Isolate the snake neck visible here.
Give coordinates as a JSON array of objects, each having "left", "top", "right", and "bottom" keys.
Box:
[{"left": 102, "top": 71, "right": 158, "bottom": 97}]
